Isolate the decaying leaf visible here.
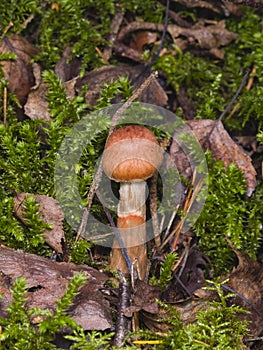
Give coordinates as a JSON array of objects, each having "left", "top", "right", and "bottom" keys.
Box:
[
  {"left": 0, "top": 246, "right": 112, "bottom": 331},
  {"left": 169, "top": 119, "right": 257, "bottom": 194},
  {"left": 116, "top": 20, "right": 237, "bottom": 61},
  {"left": 13, "top": 193, "right": 65, "bottom": 254},
  {"left": 75, "top": 64, "right": 168, "bottom": 107},
  {"left": 189, "top": 120, "right": 257, "bottom": 194},
  {"left": 0, "top": 34, "right": 38, "bottom": 105},
  {"left": 225, "top": 240, "right": 263, "bottom": 336},
  {"left": 55, "top": 46, "right": 82, "bottom": 82},
  {"left": 176, "top": 0, "right": 242, "bottom": 16},
  {"left": 24, "top": 83, "right": 51, "bottom": 121},
  {"left": 167, "top": 20, "right": 238, "bottom": 58},
  {"left": 124, "top": 280, "right": 160, "bottom": 318},
  {"left": 129, "top": 31, "right": 157, "bottom": 53},
  {"left": 24, "top": 77, "right": 78, "bottom": 121}
]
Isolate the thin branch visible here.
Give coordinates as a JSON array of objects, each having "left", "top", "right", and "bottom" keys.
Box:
[
  {"left": 95, "top": 189, "right": 132, "bottom": 273},
  {"left": 3, "top": 87, "right": 7, "bottom": 125},
  {"left": 114, "top": 271, "right": 132, "bottom": 347},
  {"left": 203, "top": 68, "right": 251, "bottom": 150},
  {"left": 218, "top": 68, "right": 250, "bottom": 122},
  {"left": 148, "top": 0, "right": 170, "bottom": 68},
  {"left": 149, "top": 172, "right": 161, "bottom": 248}
]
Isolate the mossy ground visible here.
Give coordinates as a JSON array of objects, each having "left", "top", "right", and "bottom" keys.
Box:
[{"left": 0, "top": 1, "right": 262, "bottom": 349}]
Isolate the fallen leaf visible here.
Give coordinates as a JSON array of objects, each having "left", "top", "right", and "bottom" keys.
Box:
[
  {"left": 0, "top": 246, "right": 112, "bottom": 330},
  {"left": 24, "top": 77, "right": 78, "bottom": 121},
  {"left": 55, "top": 46, "right": 82, "bottom": 82},
  {"left": 176, "top": 0, "right": 242, "bottom": 16},
  {"left": 13, "top": 193, "right": 65, "bottom": 253},
  {"left": 24, "top": 83, "right": 51, "bottom": 121},
  {"left": 76, "top": 64, "right": 168, "bottom": 107},
  {"left": 0, "top": 34, "right": 38, "bottom": 105},
  {"left": 225, "top": 239, "right": 263, "bottom": 336},
  {"left": 168, "top": 120, "right": 257, "bottom": 195},
  {"left": 129, "top": 31, "right": 157, "bottom": 53},
  {"left": 167, "top": 20, "right": 238, "bottom": 58},
  {"left": 124, "top": 279, "right": 160, "bottom": 318},
  {"left": 116, "top": 20, "right": 237, "bottom": 61}
]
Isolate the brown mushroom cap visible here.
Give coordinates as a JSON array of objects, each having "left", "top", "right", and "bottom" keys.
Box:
[{"left": 103, "top": 125, "right": 163, "bottom": 182}]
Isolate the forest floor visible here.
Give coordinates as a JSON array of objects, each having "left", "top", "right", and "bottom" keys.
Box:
[{"left": 0, "top": 1, "right": 263, "bottom": 349}]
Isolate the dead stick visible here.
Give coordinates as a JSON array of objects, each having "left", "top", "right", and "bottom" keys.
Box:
[
  {"left": 75, "top": 71, "right": 158, "bottom": 242},
  {"left": 150, "top": 172, "right": 161, "bottom": 248},
  {"left": 3, "top": 87, "right": 7, "bottom": 125},
  {"left": 114, "top": 271, "right": 131, "bottom": 347},
  {"left": 95, "top": 189, "right": 132, "bottom": 273}
]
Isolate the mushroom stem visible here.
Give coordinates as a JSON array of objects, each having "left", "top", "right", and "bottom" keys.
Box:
[{"left": 110, "top": 181, "right": 147, "bottom": 279}]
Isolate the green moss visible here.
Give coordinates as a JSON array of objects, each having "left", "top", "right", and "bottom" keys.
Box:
[
  {"left": 151, "top": 252, "right": 178, "bottom": 292},
  {"left": 223, "top": 8, "right": 263, "bottom": 130},
  {"left": 94, "top": 76, "right": 133, "bottom": 110},
  {"left": 194, "top": 153, "right": 262, "bottom": 275},
  {"left": 0, "top": 0, "right": 40, "bottom": 35},
  {"left": 143, "top": 279, "right": 248, "bottom": 349}
]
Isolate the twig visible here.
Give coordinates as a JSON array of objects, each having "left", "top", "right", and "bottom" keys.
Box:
[
  {"left": 149, "top": 172, "right": 161, "bottom": 248},
  {"left": 148, "top": 0, "right": 170, "bottom": 68},
  {"left": 103, "top": 10, "right": 124, "bottom": 61},
  {"left": 114, "top": 271, "right": 132, "bottom": 347},
  {"left": 162, "top": 208, "right": 177, "bottom": 242},
  {"left": 204, "top": 69, "right": 251, "bottom": 149},
  {"left": 224, "top": 0, "right": 263, "bottom": 9},
  {"left": 95, "top": 189, "right": 132, "bottom": 273},
  {"left": 0, "top": 22, "right": 13, "bottom": 39},
  {"left": 3, "top": 87, "right": 7, "bottom": 125},
  {"left": 226, "top": 66, "right": 256, "bottom": 120},
  {"left": 160, "top": 171, "right": 203, "bottom": 250},
  {"left": 75, "top": 71, "right": 158, "bottom": 242},
  {"left": 95, "top": 47, "right": 110, "bottom": 65},
  {"left": 218, "top": 68, "right": 250, "bottom": 122}
]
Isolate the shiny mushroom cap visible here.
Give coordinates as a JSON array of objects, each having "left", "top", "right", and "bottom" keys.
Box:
[{"left": 103, "top": 125, "right": 163, "bottom": 182}]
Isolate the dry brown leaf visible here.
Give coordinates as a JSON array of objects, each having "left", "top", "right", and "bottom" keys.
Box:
[
  {"left": 129, "top": 31, "right": 157, "bottom": 53},
  {"left": 176, "top": 0, "right": 242, "bottom": 16},
  {"left": 24, "top": 77, "right": 78, "bottom": 121},
  {"left": 24, "top": 83, "right": 51, "bottom": 121},
  {"left": 13, "top": 193, "right": 65, "bottom": 253},
  {"left": 225, "top": 239, "right": 263, "bottom": 336},
  {"left": 0, "top": 34, "right": 38, "bottom": 105},
  {"left": 55, "top": 46, "right": 82, "bottom": 82},
  {"left": 0, "top": 246, "right": 112, "bottom": 330},
  {"left": 116, "top": 20, "right": 237, "bottom": 60},
  {"left": 169, "top": 120, "right": 257, "bottom": 194},
  {"left": 167, "top": 20, "right": 238, "bottom": 58},
  {"left": 76, "top": 64, "right": 168, "bottom": 107}
]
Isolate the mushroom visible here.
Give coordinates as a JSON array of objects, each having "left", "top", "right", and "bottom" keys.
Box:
[{"left": 102, "top": 125, "right": 163, "bottom": 279}]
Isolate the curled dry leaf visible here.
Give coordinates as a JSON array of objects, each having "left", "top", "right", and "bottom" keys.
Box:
[
  {"left": 0, "top": 246, "right": 112, "bottom": 330},
  {"left": 24, "top": 77, "right": 78, "bottom": 121},
  {"left": 116, "top": 20, "right": 237, "bottom": 61},
  {"left": 124, "top": 279, "right": 160, "bottom": 318},
  {"left": 167, "top": 20, "right": 238, "bottom": 59},
  {"left": 169, "top": 120, "right": 257, "bottom": 195},
  {"left": 0, "top": 34, "right": 38, "bottom": 105},
  {"left": 13, "top": 193, "right": 65, "bottom": 254}
]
